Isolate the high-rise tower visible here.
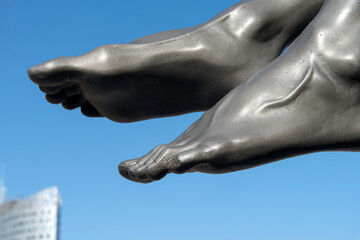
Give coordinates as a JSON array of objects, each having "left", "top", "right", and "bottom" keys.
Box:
[
  {"left": 0, "top": 179, "right": 6, "bottom": 206},
  {"left": 0, "top": 187, "right": 62, "bottom": 240}
]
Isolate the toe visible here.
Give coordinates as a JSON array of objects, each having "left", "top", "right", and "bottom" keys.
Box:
[
  {"left": 118, "top": 160, "right": 138, "bottom": 181},
  {"left": 144, "top": 146, "right": 178, "bottom": 167},
  {"left": 119, "top": 145, "right": 170, "bottom": 183},
  {"left": 143, "top": 146, "right": 180, "bottom": 181},
  {"left": 122, "top": 163, "right": 153, "bottom": 184},
  {"left": 80, "top": 102, "right": 102, "bottom": 117},
  {"left": 132, "top": 165, "right": 148, "bottom": 180},
  {"left": 45, "top": 86, "right": 80, "bottom": 105},
  {"left": 127, "top": 164, "right": 151, "bottom": 183},
  {"left": 170, "top": 145, "right": 220, "bottom": 174},
  {"left": 45, "top": 91, "right": 67, "bottom": 104},
  {"left": 128, "top": 145, "right": 164, "bottom": 168},
  {"left": 28, "top": 57, "right": 78, "bottom": 87},
  {"left": 62, "top": 95, "right": 86, "bottom": 110},
  {"left": 145, "top": 165, "right": 169, "bottom": 181},
  {"left": 141, "top": 145, "right": 167, "bottom": 166},
  {"left": 39, "top": 82, "right": 75, "bottom": 95}
]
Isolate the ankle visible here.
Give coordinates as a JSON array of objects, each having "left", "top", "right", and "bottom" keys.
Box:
[{"left": 223, "top": 0, "right": 323, "bottom": 42}]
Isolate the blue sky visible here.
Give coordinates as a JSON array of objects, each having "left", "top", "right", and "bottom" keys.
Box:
[{"left": 1, "top": 0, "right": 360, "bottom": 239}]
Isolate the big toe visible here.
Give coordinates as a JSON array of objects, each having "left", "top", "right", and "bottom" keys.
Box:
[
  {"left": 118, "top": 160, "right": 151, "bottom": 183},
  {"left": 28, "top": 57, "right": 78, "bottom": 87},
  {"left": 118, "top": 161, "right": 132, "bottom": 180},
  {"left": 169, "top": 144, "right": 223, "bottom": 174}
]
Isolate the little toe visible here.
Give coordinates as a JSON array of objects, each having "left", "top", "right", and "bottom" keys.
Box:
[{"left": 80, "top": 102, "right": 102, "bottom": 117}]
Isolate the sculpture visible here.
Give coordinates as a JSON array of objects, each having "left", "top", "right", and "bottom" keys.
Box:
[{"left": 28, "top": 0, "right": 360, "bottom": 183}]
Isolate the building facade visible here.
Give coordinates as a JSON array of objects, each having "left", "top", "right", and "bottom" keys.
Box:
[{"left": 0, "top": 187, "right": 61, "bottom": 240}]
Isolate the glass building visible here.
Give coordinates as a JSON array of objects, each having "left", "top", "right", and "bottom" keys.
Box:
[{"left": 0, "top": 187, "right": 61, "bottom": 240}]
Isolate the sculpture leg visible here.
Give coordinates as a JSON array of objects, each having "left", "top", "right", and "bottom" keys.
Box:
[
  {"left": 119, "top": 0, "right": 360, "bottom": 183},
  {"left": 28, "top": 0, "right": 324, "bottom": 122}
]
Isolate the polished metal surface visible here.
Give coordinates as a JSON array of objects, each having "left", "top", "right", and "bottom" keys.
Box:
[{"left": 28, "top": 0, "right": 360, "bottom": 184}]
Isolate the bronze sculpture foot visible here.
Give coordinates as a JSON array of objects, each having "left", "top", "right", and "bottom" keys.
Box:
[
  {"left": 28, "top": 0, "right": 323, "bottom": 122},
  {"left": 119, "top": 0, "right": 360, "bottom": 183}
]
